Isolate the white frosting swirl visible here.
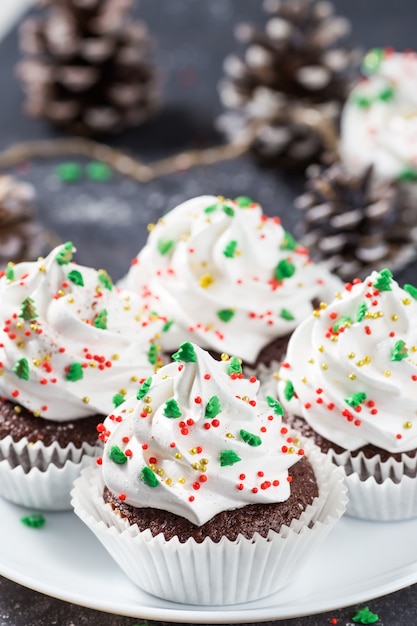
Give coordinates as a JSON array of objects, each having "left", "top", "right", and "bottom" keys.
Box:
[
  {"left": 121, "top": 195, "right": 341, "bottom": 364},
  {"left": 341, "top": 49, "right": 417, "bottom": 182},
  {"left": 278, "top": 269, "right": 417, "bottom": 453},
  {"left": 101, "top": 342, "right": 305, "bottom": 526},
  {"left": 0, "top": 243, "right": 167, "bottom": 421}
]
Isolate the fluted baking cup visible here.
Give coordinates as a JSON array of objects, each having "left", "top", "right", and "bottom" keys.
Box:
[{"left": 71, "top": 440, "right": 347, "bottom": 606}]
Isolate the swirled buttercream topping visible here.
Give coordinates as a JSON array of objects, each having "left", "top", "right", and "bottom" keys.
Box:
[
  {"left": 100, "top": 342, "right": 305, "bottom": 526},
  {"left": 0, "top": 243, "right": 167, "bottom": 421},
  {"left": 341, "top": 49, "right": 417, "bottom": 182},
  {"left": 121, "top": 195, "right": 341, "bottom": 364},
  {"left": 278, "top": 269, "right": 417, "bottom": 453}
]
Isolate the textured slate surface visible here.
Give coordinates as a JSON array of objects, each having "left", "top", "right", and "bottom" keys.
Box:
[{"left": 1, "top": 1, "right": 417, "bottom": 624}]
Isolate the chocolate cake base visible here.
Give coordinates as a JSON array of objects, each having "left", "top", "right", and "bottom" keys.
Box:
[
  {"left": 103, "top": 457, "right": 318, "bottom": 543},
  {"left": 0, "top": 399, "right": 102, "bottom": 448}
]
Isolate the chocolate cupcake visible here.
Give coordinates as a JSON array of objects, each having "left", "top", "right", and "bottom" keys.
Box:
[
  {"left": 277, "top": 268, "right": 417, "bottom": 521},
  {"left": 72, "top": 342, "right": 346, "bottom": 605},
  {"left": 119, "top": 195, "right": 341, "bottom": 373},
  {"left": 0, "top": 242, "right": 168, "bottom": 510}
]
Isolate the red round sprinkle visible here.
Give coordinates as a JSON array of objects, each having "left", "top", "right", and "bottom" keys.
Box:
[
  {"left": 249, "top": 376, "right": 257, "bottom": 383},
  {"left": 204, "top": 423, "right": 211, "bottom": 430},
  {"left": 118, "top": 493, "right": 126, "bottom": 501},
  {"left": 194, "top": 396, "right": 202, "bottom": 404},
  {"left": 239, "top": 474, "right": 246, "bottom": 480},
  {"left": 236, "top": 483, "right": 244, "bottom": 491},
  {"left": 212, "top": 419, "right": 220, "bottom": 427},
  {"left": 188, "top": 495, "right": 195, "bottom": 502},
  {"left": 273, "top": 479, "right": 280, "bottom": 486},
  {"left": 186, "top": 419, "right": 195, "bottom": 426},
  {"left": 149, "top": 457, "right": 157, "bottom": 465},
  {"left": 199, "top": 475, "right": 207, "bottom": 483},
  {"left": 257, "top": 471, "right": 264, "bottom": 477},
  {"left": 142, "top": 443, "right": 148, "bottom": 450}
]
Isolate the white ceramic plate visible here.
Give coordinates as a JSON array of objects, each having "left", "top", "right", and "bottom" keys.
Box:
[{"left": 1, "top": 497, "right": 417, "bottom": 623}]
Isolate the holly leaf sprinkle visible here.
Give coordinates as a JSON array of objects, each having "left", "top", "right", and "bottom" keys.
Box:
[
  {"left": 220, "top": 450, "right": 241, "bottom": 466},
  {"left": 362, "top": 47, "right": 384, "bottom": 74},
  {"left": 223, "top": 240, "right": 238, "bottom": 258},
  {"left": 373, "top": 268, "right": 393, "bottom": 291},
  {"left": 20, "top": 514, "right": 46, "bottom": 528},
  {"left": 66, "top": 362, "right": 84, "bottom": 382},
  {"left": 157, "top": 239, "right": 175, "bottom": 255},
  {"left": 280, "top": 232, "right": 297, "bottom": 251},
  {"left": 141, "top": 466, "right": 159, "bottom": 488},
  {"left": 356, "top": 302, "right": 367, "bottom": 322},
  {"left": 5, "top": 265, "right": 14, "bottom": 281},
  {"left": 217, "top": 308, "right": 235, "bottom": 322},
  {"left": 56, "top": 242, "right": 74, "bottom": 265},
  {"left": 205, "top": 395, "right": 221, "bottom": 418},
  {"left": 222, "top": 204, "right": 235, "bottom": 217},
  {"left": 137, "top": 377, "right": 152, "bottom": 400},
  {"left": 235, "top": 196, "right": 253, "bottom": 207},
  {"left": 112, "top": 393, "right": 125, "bottom": 408},
  {"left": 240, "top": 429, "right": 262, "bottom": 446},
  {"left": 354, "top": 94, "right": 372, "bottom": 108},
  {"left": 98, "top": 269, "right": 113, "bottom": 290},
  {"left": 13, "top": 358, "right": 29, "bottom": 381},
  {"left": 266, "top": 396, "right": 284, "bottom": 416},
  {"left": 391, "top": 339, "right": 408, "bottom": 362},
  {"left": 148, "top": 341, "right": 159, "bottom": 366},
  {"left": 345, "top": 392, "right": 367, "bottom": 407},
  {"left": 109, "top": 445, "right": 128, "bottom": 464},
  {"left": 404, "top": 283, "right": 417, "bottom": 300},
  {"left": 172, "top": 342, "right": 197, "bottom": 363},
  {"left": 204, "top": 203, "right": 218, "bottom": 213},
  {"left": 93, "top": 309, "right": 108, "bottom": 330},
  {"left": 228, "top": 356, "right": 242, "bottom": 375},
  {"left": 379, "top": 85, "right": 395, "bottom": 102},
  {"left": 19, "top": 296, "right": 38, "bottom": 321},
  {"left": 333, "top": 316, "right": 352, "bottom": 332},
  {"left": 162, "top": 319, "right": 174, "bottom": 332},
  {"left": 274, "top": 259, "right": 296, "bottom": 282},
  {"left": 67, "top": 269, "right": 84, "bottom": 286},
  {"left": 280, "top": 308, "right": 295, "bottom": 321},
  {"left": 352, "top": 606, "right": 379, "bottom": 624},
  {"left": 163, "top": 398, "right": 182, "bottom": 418},
  {"left": 284, "top": 380, "right": 295, "bottom": 401}
]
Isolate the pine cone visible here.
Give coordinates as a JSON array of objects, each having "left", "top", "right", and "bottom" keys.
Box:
[
  {"left": 218, "top": 0, "right": 360, "bottom": 169},
  {"left": 17, "top": 0, "right": 159, "bottom": 135},
  {"left": 0, "top": 175, "right": 50, "bottom": 267},
  {"left": 295, "top": 163, "right": 417, "bottom": 280}
]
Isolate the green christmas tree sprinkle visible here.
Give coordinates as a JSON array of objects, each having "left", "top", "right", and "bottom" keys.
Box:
[
  {"left": 13, "top": 358, "right": 29, "bottom": 381},
  {"left": 94, "top": 309, "right": 108, "bottom": 330},
  {"left": 228, "top": 356, "right": 242, "bottom": 375},
  {"left": 356, "top": 302, "right": 367, "bottom": 322},
  {"left": 391, "top": 339, "right": 408, "bottom": 361},
  {"left": 19, "top": 296, "right": 38, "bottom": 321},
  {"left": 345, "top": 392, "right": 367, "bottom": 407},
  {"left": 223, "top": 240, "right": 238, "bottom": 258},
  {"left": 217, "top": 308, "right": 235, "bottom": 322},
  {"left": 56, "top": 242, "right": 74, "bottom": 265},
  {"left": 137, "top": 377, "right": 152, "bottom": 400},
  {"left": 20, "top": 514, "right": 46, "bottom": 528},
  {"left": 274, "top": 259, "right": 296, "bottom": 282},
  {"left": 55, "top": 162, "right": 82, "bottom": 183},
  {"left": 240, "top": 429, "right": 262, "bottom": 446},
  {"left": 222, "top": 204, "right": 235, "bottom": 217},
  {"left": 148, "top": 341, "right": 159, "bottom": 366},
  {"left": 379, "top": 85, "right": 395, "bottom": 102},
  {"left": 5, "top": 266, "right": 14, "bottom": 281},
  {"left": 280, "top": 308, "right": 295, "bottom": 321},
  {"left": 163, "top": 398, "right": 182, "bottom": 418},
  {"left": 404, "top": 283, "right": 417, "bottom": 300},
  {"left": 333, "top": 316, "right": 352, "bottom": 332},
  {"left": 67, "top": 269, "right": 84, "bottom": 286},
  {"left": 352, "top": 606, "right": 379, "bottom": 624},
  {"left": 86, "top": 161, "right": 112, "bottom": 181},
  {"left": 112, "top": 393, "right": 125, "bottom": 408},
  {"left": 162, "top": 319, "right": 174, "bottom": 332},
  {"left": 109, "top": 445, "right": 128, "bottom": 464},
  {"left": 354, "top": 94, "right": 372, "bottom": 108},
  {"left": 157, "top": 239, "right": 175, "bottom": 255},
  {"left": 141, "top": 466, "right": 159, "bottom": 487},
  {"left": 362, "top": 47, "right": 384, "bottom": 74},
  {"left": 66, "top": 362, "right": 84, "bottom": 382},
  {"left": 172, "top": 342, "right": 197, "bottom": 363},
  {"left": 204, "top": 203, "right": 218, "bottom": 213},
  {"left": 398, "top": 167, "right": 417, "bottom": 182},
  {"left": 373, "top": 268, "right": 393, "bottom": 291},
  {"left": 235, "top": 196, "right": 253, "bottom": 207},
  {"left": 220, "top": 450, "right": 241, "bottom": 466},
  {"left": 266, "top": 395, "right": 284, "bottom": 416},
  {"left": 205, "top": 395, "right": 221, "bottom": 418},
  {"left": 98, "top": 269, "right": 113, "bottom": 290},
  {"left": 284, "top": 380, "right": 295, "bottom": 402},
  {"left": 280, "top": 232, "right": 297, "bottom": 251}
]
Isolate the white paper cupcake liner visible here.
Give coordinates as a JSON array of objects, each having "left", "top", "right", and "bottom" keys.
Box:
[
  {"left": 328, "top": 448, "right": 417, "bottom": 521},
  {"left": 0, "top": 454, "right": 97, "bottom": 511},
  {"left": 71, "top": 440, "right": 347, "bottom": 606}
]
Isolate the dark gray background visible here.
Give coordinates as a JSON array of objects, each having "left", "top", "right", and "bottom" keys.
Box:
[{"left": 1, "top": 1, "right": 417, "bottom": 624}]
